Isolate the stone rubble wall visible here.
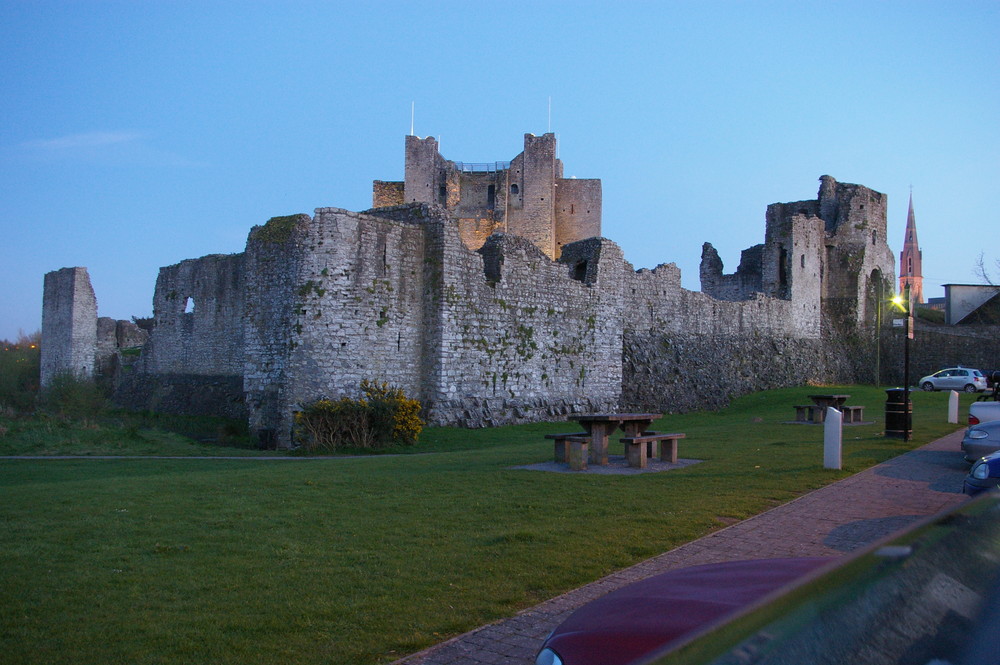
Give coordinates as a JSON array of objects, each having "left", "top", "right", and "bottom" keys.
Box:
[
  {"left": 881, "top": 321, "right": 1000, "bottom": 385},
  {"left": 243, "top": 214, "right": 311, "bottom": 443},
  {"left": 113, "top": 373, "right": 247, "bottom": 420},
  {"left": 280, "top": 207, "right": 430, "bottom": 427},
  {"left": 423, "top": 231, "right": 624, "bottom": 428},
  {"left": 554, "top": 177, "right": 602, "bottom": 257},
  {"left": 142, "top": 253, "right": 246, "bottom": 376},
  {"left": 95, "top": 317, "right": 148, "bottom": 378},
  {"left": 239, "top": 205, "right": 626, "bottom": 444}
]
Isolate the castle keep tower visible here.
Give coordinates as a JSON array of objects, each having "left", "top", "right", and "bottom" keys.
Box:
[
  {"left": 373, "top": 133, "right": 601, "bottom": 259},
  {"left": 898, "top": 192, "right": 924, "bottom": 304}
]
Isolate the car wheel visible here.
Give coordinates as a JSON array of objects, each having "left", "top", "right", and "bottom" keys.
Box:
[
  {"left": 964, "top": 384, "right": 978, "bottom": 393},
  {"left": 921, "top": 382, "right": 934, "bottom": 391}
]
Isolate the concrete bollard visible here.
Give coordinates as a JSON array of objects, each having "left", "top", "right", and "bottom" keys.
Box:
[
  {"left": 948, "top": 390, "right": 959, "bottom": 424},
  {"left": 824, "top": 406, "right": 842, "bottom": 470}
]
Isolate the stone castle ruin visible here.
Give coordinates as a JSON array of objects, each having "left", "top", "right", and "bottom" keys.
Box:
[{"left": 43, "top": 133, "right": 898, "bottom": 447}]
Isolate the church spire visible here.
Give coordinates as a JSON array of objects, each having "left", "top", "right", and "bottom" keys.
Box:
[{"left": 899, "top": 190, "right": 924, "bottom": 304}]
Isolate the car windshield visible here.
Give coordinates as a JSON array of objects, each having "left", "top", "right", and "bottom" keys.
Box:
[{"left": 642, "top": 494, "right": 1000, "bottom": 665}]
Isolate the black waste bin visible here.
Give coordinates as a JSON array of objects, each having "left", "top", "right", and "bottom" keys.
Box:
[{"left": 885, "top": 388, "right": 912, "bottom": 439}]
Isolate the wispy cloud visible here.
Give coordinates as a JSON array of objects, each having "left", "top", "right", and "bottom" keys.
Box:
[
  {"left": 23, "top": 131, "right": 143, "bottom": 151},
  {"left": 18, "top": 130, "right": 207, "bottom": 168}
]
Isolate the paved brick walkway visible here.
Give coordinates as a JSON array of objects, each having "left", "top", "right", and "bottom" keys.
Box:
[{"left": 394, "top": 430, "right": 970, "bottom": 665}]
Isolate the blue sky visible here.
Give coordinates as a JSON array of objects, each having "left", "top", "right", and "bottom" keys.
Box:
[{"left": 2, "top": 0, "right": 997, "bottom": 341}]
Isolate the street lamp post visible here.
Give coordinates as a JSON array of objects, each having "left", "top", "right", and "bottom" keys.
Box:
[
  {"left": 903, "top": 290, "right": 911, "bottom": 442},
  {"left": 891, "top": 286, "right": 914, "bottom": 442}
]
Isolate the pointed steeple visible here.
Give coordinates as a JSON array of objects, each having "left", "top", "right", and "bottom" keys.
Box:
[{"left": 899, "top": 190, "right": 924, "bottom": 304}]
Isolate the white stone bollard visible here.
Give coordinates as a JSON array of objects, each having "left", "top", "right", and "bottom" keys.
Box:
[
  {"left": 948, "top": 391, "right": 959, "bottom": 424},
  {"left": 824, "top": 406, "right": 842, "bottom": 470}
]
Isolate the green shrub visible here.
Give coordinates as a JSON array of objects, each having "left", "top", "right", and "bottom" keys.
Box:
[
  {"left": 39, "top": 373, "right": 108, "bottom": 422},
  {"left": 294, "top": 381, "right": 423, "bottom": 451},
  {"left": 0, "top": 336, "right": 41, "bottom": 414}
]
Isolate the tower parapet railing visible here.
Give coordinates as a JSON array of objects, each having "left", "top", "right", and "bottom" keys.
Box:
[{"left": 453, "top": 161, "right": 511, "bottom": 173}]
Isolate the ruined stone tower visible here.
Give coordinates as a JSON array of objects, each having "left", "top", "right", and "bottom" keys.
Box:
[
  {"left": 373, "top": 133, "right": 601, "bottom": 259},
  {"left": 899, "top": 192, "right": 924, "bottom": 304},
  {"left": 700, "top": 175, "right": 895, "bottom": 332},
  {"left": 40, "top": 267, "right": 97, "bottom": 386},
  {"left": 40, "top": 266, "right": 149, "bottom": 389}
]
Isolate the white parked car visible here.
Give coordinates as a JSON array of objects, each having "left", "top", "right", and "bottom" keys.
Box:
[
  {"left": 918, "top": 367, "right": 987, "bottom": 393},
  {"left": 970, "top": 400, "right": 1000, "bottom": 426}
]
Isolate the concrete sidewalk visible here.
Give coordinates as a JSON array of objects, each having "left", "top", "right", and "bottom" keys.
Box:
[{"left": 395, "top": 429, "right": 970, "bottom": 665}]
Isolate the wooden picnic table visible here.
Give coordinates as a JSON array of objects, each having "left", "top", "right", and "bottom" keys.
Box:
[
  {"left": 794, "top": 394, "right": 865, "bottom": 424},
  {"left": 569, "top": 413, "right": 662, "bottom": 465},
  {"left": 808, "top": 394, "right": 850, "bottom": 409}
]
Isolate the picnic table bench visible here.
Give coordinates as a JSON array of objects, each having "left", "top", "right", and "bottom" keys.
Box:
[
  {"left": 544, "top": 432, "right": 590, "bottom": 470},
  {"left": 548, "top": 414, "right": 686, "bottom": 471},
  {"left": 841, "top": 405, "right": 865, "bottom": 423},
  {"left": 793, "top": 404, "right": 827, "bottom": 422},
  {"left": 545, "top": 432, "right": 589, "bottom": 463},
  {"left": 620, "top": 431, "right": 687, "bottom": 468}
]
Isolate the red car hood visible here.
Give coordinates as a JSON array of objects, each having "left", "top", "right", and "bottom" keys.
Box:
[{"left": 543, "top": 557, "right": 832, "bottom": 665}]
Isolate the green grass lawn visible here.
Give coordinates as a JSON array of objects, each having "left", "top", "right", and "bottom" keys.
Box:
[{"left": 0, "top": 386, "right": 974, "bottom": 664}]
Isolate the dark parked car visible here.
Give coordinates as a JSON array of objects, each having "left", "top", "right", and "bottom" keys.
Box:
[
  {"left": 537, "top": 494, "right": 1000, "bottom": 665},
  {"left": 961, "top": 419, "right": 1000, "bottom": 462},
  {"left": 965, "top": 450, "right": 1000, "bottom": 496},
  {"left": 985, "top": 370, "right": 1000, "bottom": 389}
]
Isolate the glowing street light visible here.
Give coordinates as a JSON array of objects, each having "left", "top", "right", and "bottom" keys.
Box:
[{"left": 888, "top": 287, "right": 914, "bottom": 441}]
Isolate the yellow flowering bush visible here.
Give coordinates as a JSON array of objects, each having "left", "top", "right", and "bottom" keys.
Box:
[{"left": 294, "top": 380, "right": 423, "bottom": 451}]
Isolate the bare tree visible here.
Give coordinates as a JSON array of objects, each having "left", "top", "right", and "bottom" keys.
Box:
[{"left": 974, "top": 252, "right": 1000, "bottom": 285}]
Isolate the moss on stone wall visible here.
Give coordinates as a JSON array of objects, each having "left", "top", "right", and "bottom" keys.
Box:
[{"left": 252, "top": 215, "right": 308, "bottom": 244}]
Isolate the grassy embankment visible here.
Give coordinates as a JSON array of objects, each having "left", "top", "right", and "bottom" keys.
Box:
[{"left": 0, "top": 384, "right": 973, "bottom": 664}]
